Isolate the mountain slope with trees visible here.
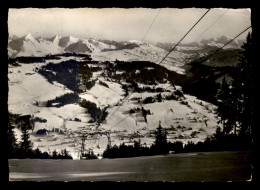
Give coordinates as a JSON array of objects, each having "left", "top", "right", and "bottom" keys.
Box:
[{"left": 7, "top": 33, "right": 252, "bottom": 159}]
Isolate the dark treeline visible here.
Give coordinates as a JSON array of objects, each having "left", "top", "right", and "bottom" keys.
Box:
[
  {"left": 180, "top": 132, "right": 252, "bottom": 153},
  {"left": 81, "top": 150, "right": 98, "bottom": 159},
  {"left": 8, "top": 112, "right": 73, "bottom": 159},
  {"left": 8, "top": 53, "right": 91, "bottom": 64},
  {"left": 10, "top": 147, "right": 73, "bottom": 160},
  {"left": 123, "top": 80, "right": 171, "bottom": 94},
  {"left": 103, "top": 121, "right": 169, "bottom": 158},
  {"left": 103, "top": 140, "right": 151, "bottom": 158},
  {"left": 131, "top": 90, "right": 184, "bottom": 105},
  {"left": 46, "top": 92, "right": 79, "bottom": 108},
  {"left": 111, "top": 60, "right": 181, "bottom": 85},
  {"left": 8, "top": 54, "right": 61, "bottom": 64},
  {"left": 102, "top": 125, "right": 252, "bottom": 159},
  {"left": 179, "top": 50, "right": 242, "bottom": 105},
  {"left": 78, "top": 61, "right": 93, "bottom": 81},
  {"left": 92, "top": 60, "right": 180, "bottom": 86},
  {"left": 79, "top": 99, "right": 108, "bottom": 123},
  {"left": 53, "top": 52, "right": 91, "bottom": 59},
  {"left": 8, "top": 56, "right": 46, "bottom": 64},
  {"left": 180, "top": 66, "right": 226, "bottom": 104},
  {"left": 38, "top": 59, "right": 93, "bottom": 92},
  {"left": 38, "top": 60, "right": 80, "bottom": 91},
  {"left": 215, "top": 33, "right": 254, "bottom": 139},
  {"left": 101, "top": 40, "right": 139, "bottom": 52}
]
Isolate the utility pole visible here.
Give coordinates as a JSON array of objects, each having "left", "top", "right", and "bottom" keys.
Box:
[
  {"left": 105, "top": 132, "right": 111, "bottom": 148},
  {"left": 80, "top": 132, "right": 89, "bottom": 160},
  {"left": 79, "top": 128, "right": 111, "bottom": 159}
]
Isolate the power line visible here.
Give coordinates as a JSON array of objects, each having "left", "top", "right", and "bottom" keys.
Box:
[
  {"left": 99, "top": 12, "right": 251, "bottom": 132},
  {"left": 203, "top": 25, "right": 252, "bottom": 62},
  {"left": 164, "top": 25, "right": 252, "bottom": 91},
  {"left": 101, "top": 9, "right": 211, "bottom": 130},
  {"left": 194, "top": 9, "right": 228, "bottom": 42},
  {"left": 146, "top": 25, "right": 251, "bottom": 126},
  {"left": 132, "top": 9, "right": 212, "bottom": 114},
  {"left": 158, "top": 9, "right": 211, "bottom": 65},
  {"left": 141, "top": 9, "right": 161, "bottom": 42},
  {"left": 102, "top": 10, "right": 162, "bottom": 125},
  {"left": 117, "top": 9, "right": 161, "bottom": 61},
  {"left": 105, "top": 93, "right": 133, "bottom": 121},
  {"left": 108, "top": 114, "right": 131, "bottom": 130},
  {"left": 138, "top": 9, "right": 161, "bottom": 119}
]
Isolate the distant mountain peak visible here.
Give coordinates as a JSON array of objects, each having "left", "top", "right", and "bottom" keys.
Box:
[
  {"left": 199, "top": 35, "right": 240, "bottom": 45},
  {"left": 24, "top": 33, "right": 34, "bottom": 40},
  {"left": 53, "top": 35, "right": 62, "bottom": 43},
  {"left": 44, "top": 35, "right": 61, "bottom": 43},
  {"left": 128, "top": 40, "right": 143, "bottom": 44}
]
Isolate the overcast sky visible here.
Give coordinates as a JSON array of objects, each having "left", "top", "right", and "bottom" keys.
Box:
[{"left": 8, "top": 8, "right": 251, "bottom": 44}]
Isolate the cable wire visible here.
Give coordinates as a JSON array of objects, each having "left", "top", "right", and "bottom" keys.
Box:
[
  {"left": 108, "top": 114, "right": 131, "bottom": 130},
  {"left": 203, "top": 25, "right": 252, "bottom": 62},
  {"left": 141, "top": 9, "right": 161, "bottom": 42},
  {"left": 158, "top": 9, "right": 211, "bottom": 65},
  {"left": 101, "top": 9, "right": 211, "bottom": 130},
  {"left": 194, "top": 9, "right": 228, "bottom": 42},
  {"left": 102, "top": 10, "right": 163, "bottom": 125},
  {"left": 99, "top": 12, "right": 251, "bottom": 132},
  {"left": 163, "top": 25, "right": 252, "bottom": 91}
]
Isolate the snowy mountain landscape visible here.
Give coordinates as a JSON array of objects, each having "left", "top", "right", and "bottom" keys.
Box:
[
  {"left": 6, "top": 7, "right": 254, "bottom": 183},
  {"left": 8, "top": 33, "right": 244, "bottom": 159}
]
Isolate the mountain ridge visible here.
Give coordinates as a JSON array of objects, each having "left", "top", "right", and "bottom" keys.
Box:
[
  {"left": 156, "top": 36, "right": 244, "bottom": 52},
  {"left": 8, "top": 33, "right": 244, "bottom": 59}
]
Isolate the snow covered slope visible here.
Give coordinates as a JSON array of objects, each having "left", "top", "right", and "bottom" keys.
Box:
[
  {"left": 91, "top": 42, "right": 189, "bottom": 74},
  {"left": 8, "top": 55, "right": 220, "bottom": 159},
  {"left": 8, "top": 34, "right": 193, "bottom": 74},
  {"left": 9, "top": 34, "right": 239, "bottom": 159}
]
